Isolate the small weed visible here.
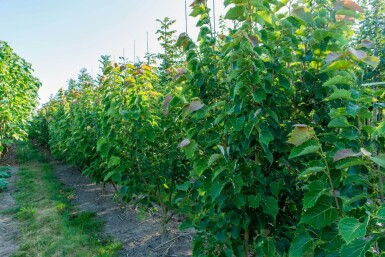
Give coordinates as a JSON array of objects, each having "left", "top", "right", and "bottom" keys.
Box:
[{"left": 16, "top": 206, "right": 36, "bottom": 220}]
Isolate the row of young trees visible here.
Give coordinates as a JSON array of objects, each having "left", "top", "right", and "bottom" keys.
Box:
[
  {"left": 0, "top": 41, "right": 41, "bottom": 157},
  {"left": 31, "top": 0, "right": 385, "bottom": 256}
]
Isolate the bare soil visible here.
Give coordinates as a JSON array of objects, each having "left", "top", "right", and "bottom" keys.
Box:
[
  {"left": 0, "top": 146, "right": 19, "bottom": 257},
  {"left": 52, "top": 162, "right": 193, "bottom": 257}
]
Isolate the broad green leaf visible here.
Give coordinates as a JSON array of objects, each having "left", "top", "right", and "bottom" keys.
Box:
[
  {"left": 369, "top": 154, "right": 385, "bottom": 168},
  {"left": 362, "top": 56, "right": 380, "bottom": 69},
  {"left": 208, "top": 154, "right": 223, "bottom": 167},
  {"left": 248, "top": 194, "right": 262, "bottom": 208},
  {"left": 326, "top": 89, "right": 352, "bottom": 101},
  {"left": 287, "top": 125, "right": 315, "bottom": 146},
  {"left": 322, "top": 75, "right": 354, "bottom": 87},
  {"left": 211, "top": 181, "right": 225, "bottom": 201},
  {"left": 96, "top": 138, "right": 110, "bottom": 157},
  {"left": 338, "top": 217, "right": 368, "bottom": 244},
  {"left": 104, "top": 171, "right": 116, "bottom": 181},
  {"left": 300, "top": 195, "right": 338, "bottom": 228},
  {"left": 289, "top": 233, "right": 314, "bottom": 257},
  {"left": 243, "top": 122, "right": 254, "bottom": 138},
  {"left": 378, "top": 205, "right": 385, "bottom": 223},
  {"left": 299, "top": 166, "right": 325, "bottom": 178},
  {"left": 259, "top": 128, "right": 274, "bottom": 147},
  {"left": 262, "top": 196, "right": 278, "bottom": 220},
  {"left": 253, "top": 88, "right": 266, "bottom": 103},
  {"left": 340, "top": 238, "right": 372, "bottom": 257},
  {"left": 303, "top": 181, "right": 326, "bottom": 209},
  {"left": 230, "top": 116, "right": 245, "bottom": 131},
  {"left": 184, "top": 140, "right": 198, "bottom": 158},
  {"left": 335, "top": 158, "right": 369, "bottom": 169},
  {"left": 270, "top": 179, "right": 284, "bottom": 197},
  {"left": 374, "top": 121, "right": 385, "bottom": 136},
  {"left": 323, "top": 60, "right": 354, "bottom": 72},
  {"left": 232, "top": 175, "right": 243, "bottom": 193},
  {"left": 293, "top": 7, "right": 313, "bottom": 24},
  {"left": 108, "top": 156, "right": 121, "bottom": 168},
  {"left": 289, "top": 140, "right": 320, "bottom": 159},
  {"left": 263, "top": 238, "right": 276, "bottom": 257},
  {"left": 225, "top": 6, "right": 245, "bottom": 20},
  {"left": 328, "top": 117, "right": 350, "bottom": 128}
]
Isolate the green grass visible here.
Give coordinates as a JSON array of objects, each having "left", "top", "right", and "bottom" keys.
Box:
[{"left": 8, "top": 141, "right": 122, "bottom": 257}]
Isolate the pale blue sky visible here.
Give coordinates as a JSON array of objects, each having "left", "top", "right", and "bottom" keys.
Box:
[{"left": 0, "top": 0, "right": 225, "bottom": 104}]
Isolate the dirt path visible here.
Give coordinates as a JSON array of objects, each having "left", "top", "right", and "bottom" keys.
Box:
[
  {"left": 0, "top": 166, "right": 19, "bottom": 257},
  {"left": 53, "top": 162, "right": 193, "bottom": 257}
]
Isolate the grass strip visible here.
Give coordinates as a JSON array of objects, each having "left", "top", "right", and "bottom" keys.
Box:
[{"left": 9, "top": 141, "right": 122, "bottom": 257}]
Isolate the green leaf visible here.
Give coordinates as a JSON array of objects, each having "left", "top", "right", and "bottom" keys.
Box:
[
  {"left": 232, "top": 175, "right": 243, "bottom": 193},
  {"left": 287, "top": 125, "right": 315, "bottom": 146},
  {"left": 248, "top": 194, "right": 262, "bottom": 208},
  {"left": 208, "top": 154, "right": 223, "bottom": 167},
  {"left": 211, "top": 181, "right": 225, "bottom": 201},
  {"left": 252, "top": 88, "right": 266, "bottom": 103},
  {"left": 293, "top": 7, "right": 313, "bottom": 24},
  {"left": 326, "top": 89, "right": 352, "bottom": 101},
  {"left": 230, "top": 116, "right": 245, "bottom": 131},
  {"left": 104, "top": 171, "right": 116, "bottom": 181},
  {"left": 108, "top": 156, "right": 121, "bottom": 168},
  {"left": 289, "top": 140, "right": 320, "bottom": 159},
  {"left": 244, "top": 122, "right": 254, "bottom": 138},
  {"left": 96, "top": 138, "right": 110, "bottom": 157},
  {"left": 328, "top": 117, "right": 350, "bottom": 128},
  {"left": 289, "top": 233, "right": 314, "bottom": 257},
  {"left": 323, "top": 60, "right": 354, "bottom": 72},
  {"left": 377, "top": 205, "right": 385, "bottom": 223},
  {"left": 340, "top": 238, "right": 373, "bottom": 257},
  {"left": 184, "top": 140, "right": 198, "bottom": 158},
  {"left": 299, "top": 166, "right": 325, "bottom": 178},
  {"left": 335, "top": 158, "right": 369, "bottom": 169},
  {"left": 262, "top": 196, "right": 278, "bottom": 220},
  {"left": 270, "top": 179, "right": 283, "bottom": 197},
  {"left": 374, "top": 121, "right": 385, "bottom": 136},
  {"left": 362, "top": 56, "right": 380, "bottom": 69},
  {"left": 303, "top": 181, "right": 326, "bottom": 209},
  {"left": 263, "top": 238, "right": 276, "bottom": 257},
  {"left": 225, "top": 6, "right": 245, "bottom": 20},
  {"left": 259, "top": 128, "right": 274, "bottom": 147},
  {"left": 300, "top": 196, "right": 338, "bottom": 228},
  {"left": 322, "top": 75, "right": 354, "bottom": 87},
  {"left": 370, "top": 154, "right": 385, "bottom": 168},
  {"left": 339, "top": 217, "right": 368, "bottom": 244}
]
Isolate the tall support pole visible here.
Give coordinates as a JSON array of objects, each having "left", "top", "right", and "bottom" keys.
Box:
[
  {"left": 146, "top": 32, "right": 150, "bottom": 64},
  {"left": 133, "top": 40, "right": 136, "bottom": 65},
  {"left": 212, "top": 0, "right": 216, "bottom": 35},
  {"left": 185, "top": 0, "right": 188, "bottom": 34}
]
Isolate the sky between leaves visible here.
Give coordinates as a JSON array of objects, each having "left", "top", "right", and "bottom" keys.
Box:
[{"left": 0, "top": 0, "right": 226, "bottom": 105}]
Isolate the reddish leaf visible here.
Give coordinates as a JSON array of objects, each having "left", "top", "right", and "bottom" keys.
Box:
[
  {"left": 360, "top": 40, "right": 374, "bottom": 49},
  {"left": 189, "top": 101, "right": 204, "bottom": 112},
  {"left": 174, "top": 68, "right": 187, "bottom": 80},
  {"left": 348, "top": 47, "right": 366, "bottom": 60},
  {"left": 341, "top": 0, "right": 364, "bottom": 12},
  {"left": 326, "top": 52, "right": 342, "bottom": 64},
  {"left": 333, "top": 149, "right": 361, "bottom": 162},
  {"left": 162, "top": 94, "right": 172, "bottom": 115},
  {"left": 178, "top": 139, "right": 191, "bottom": 148}
]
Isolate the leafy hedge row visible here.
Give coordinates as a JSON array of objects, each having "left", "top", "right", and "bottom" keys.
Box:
[
  {"left": 0, "top": 41, "right": 41, "bottom": 156},
  {"left": 32, "top": 0, "right": 385, "bottom": 256}
]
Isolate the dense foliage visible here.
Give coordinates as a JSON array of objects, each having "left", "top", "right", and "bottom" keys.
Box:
[
  {"left": 32, "top": 0, "right": 385, "bottom": 256},
  {"left": 0, "top": 41, "right": 41, "bottom": 157}
]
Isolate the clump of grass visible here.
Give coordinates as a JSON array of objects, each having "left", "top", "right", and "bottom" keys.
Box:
[{"left": 12, "top": 141, "right": 122, "bottom": 257}]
